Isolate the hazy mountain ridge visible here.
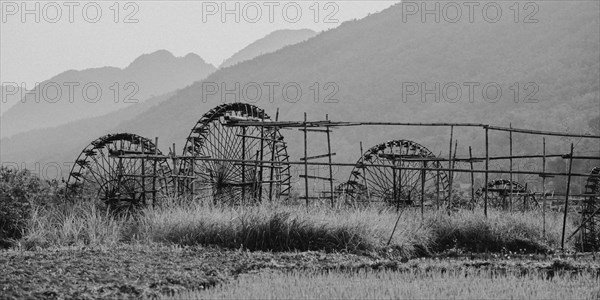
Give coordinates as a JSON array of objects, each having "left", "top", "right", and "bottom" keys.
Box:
[
  {"left": 1, "top": 29, "right": 320, "bottom": 169},
  {"left": 119, "top": 2, "right": 598, "bottom": 152},
  {"left": 1, "top": 50, "right": 217, "bottom": 138},
  {"left": 220, "top": 29, "right": 317, "bottom": 69},
  {"left": 0, "top": 85, "right": 24, "bottom": 115},
  {"left": 0, "top": 90, "right": 177, "bottom": 167},
  {"left": 111, "top": 2, "right": 598, "bottom": 189}
]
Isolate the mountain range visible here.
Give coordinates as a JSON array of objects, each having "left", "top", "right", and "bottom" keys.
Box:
[
  {"left": 221, "top": 29, "right": 317, "bottom": 68},
  {"left": 0, "top": 85, "right": 24, "bottom": 115},
  {"left": 117, "top": 2, "right": 598, "bottom": 157},
  {"left": 0, "top": 28, "right": 323, "bottom": 171},
  {"left": 1, "top": 51, "right": 217, "bottom": 138},
  {"left": 1, "top": 2, "right": 599, "bottom": 192}
]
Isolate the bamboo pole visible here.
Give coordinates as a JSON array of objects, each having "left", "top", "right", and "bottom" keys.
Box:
[
  {"left": 397, "top": 148, "right": 403, "bottom": 211},
  {"left": 254, "top": 150, "right": 260, "bottom": 201},
  {"left": 190, "top": 138, "right": 195, "bottom": 200},
  {"left": 152, "top": 137, "right": 158, "bottom": 206},
  {"left": 141, "top": 138, "right": 146, "bottom": 205},
  {"left": 233, "top": 120, "right": 600, "bottom": 139},
  {"left": 561, "top": 143, "right": 575, "bottom": 251},
  {"left": 469, "top": 146, "right": 475, "bottom": 209},
  {"left": 268, "top": 108, "right": 279, "bottom": 202},
  {"left": 116, "top": 152, "right": 598, "bottom": 162},
  {"left": 258, "top": 113, "right": 265, "bottom": 201},
  {"left": 304, "top": 112, "right": 309, "bottom": 207},
  {"left": 436, "top": 168, "right": 440, "bottom": 210},
  {"left": 241, "top": 127, "right": 246, "bottom": 203},
  {"left": 509, "top": 124, "right": 513, "bottom": 211},
  {"left": 325, "top": 114, "right": 335, "bottom": 208},
  {"left": 542, "top": 137, "right": 547, "bottom": 240},
  {"left": 421, "top": 161, "right": 426, "bottom": 217},
  {"left": 448, "top": 126, "right": 454, "bottom": 205},
  {"left": 394, "top": 162, "right": 398, "bottom": 211},
  {"left": 484, "top": 126, "right": 489, "bottom": 218},
  {"left": 450, "top": 140, "right": 458, "bottom": 207},
  {"left": 167, "top": 156, "right": 596, "bottom": 178},
  {"left": 172, "top": 143, "right": 178, "bottom": 199},
  {"left": 360, "top": 141, "right": 370, "bottom": 203}
]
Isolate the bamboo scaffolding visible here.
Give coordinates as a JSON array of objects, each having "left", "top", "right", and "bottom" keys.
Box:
[{"left": 110, "top": 155, "right": 599, "bottom": 179}]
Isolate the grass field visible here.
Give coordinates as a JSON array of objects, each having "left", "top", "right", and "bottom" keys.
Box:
[
  {"left": 19, "top": 201, "right": 574, "bottom": 256},
  {"left": 3, "top": 199, "right": 596, "bottom": 299},
  {"left": 172, "top": 265, "right": 600, "bottom": 300}
]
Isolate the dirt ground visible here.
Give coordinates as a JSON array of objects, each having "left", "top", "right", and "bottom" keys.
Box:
[{"left": 1, "top": 246, "right": 598, "bottom": 299}]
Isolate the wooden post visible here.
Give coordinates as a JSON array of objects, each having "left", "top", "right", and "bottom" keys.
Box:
[
  {"left": 542, "top": 137, "right": 547, "bottom": 239},
  {"left": 326, "top": 114, "right": 335, "bottom": 208},
  {"left": 561, "top": 143, "right": 575, "bottom": 250},
  {"left": 484, "top": 126, "right": 489, "bottom": 218},
  {"left": 509, "top": 124, "right": 513, "bottom": 211},
  {"left": 469, "top": 146, "right": 475, "bottom": 209},
  {"left": 303, "top": 112, "right": 309, "bottom": 207}
]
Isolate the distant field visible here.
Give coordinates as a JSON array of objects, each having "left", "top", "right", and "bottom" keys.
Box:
[{"left": 172, "top": 266, "right": 600, "bottom": 300}]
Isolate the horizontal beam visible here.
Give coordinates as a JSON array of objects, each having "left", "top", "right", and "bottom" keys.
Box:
[
  {"left": 186, "top": 157, "right": 599, "bottom": 178},
  {"left": 98, "top": 155, "right": 600, "bottom": 179},
  {"left": 299, "top": 174, "right": 333, "bottom": 181},
  {"left": 236, "top": 134, "right": 286, "bottom": 143},
  {"left": 228, "top": 120, "right": 600, "bottom": 139},
  {"left": 300, "top": 153, "right": 336, "bottom": 161},
  {"left": 298, "top": 128, "right": 332, "bottom": 133}
]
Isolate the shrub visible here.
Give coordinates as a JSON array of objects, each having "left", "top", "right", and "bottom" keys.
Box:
[{"left": 0, "top": 167, "right": 41, "bottom": 247}]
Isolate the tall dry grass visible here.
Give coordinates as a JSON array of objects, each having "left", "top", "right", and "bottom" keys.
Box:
[
  {"left": 19, "top": 202, "right": 125, "bottom": 249},
  {"left": 19, "top": 200, "right": 575, "bottom": 256}
]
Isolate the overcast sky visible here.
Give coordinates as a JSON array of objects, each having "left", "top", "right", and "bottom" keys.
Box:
[{"left": 1, "top": 1, "right": 397, "bottom": 87}]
